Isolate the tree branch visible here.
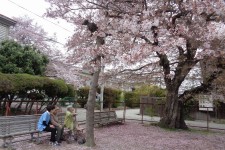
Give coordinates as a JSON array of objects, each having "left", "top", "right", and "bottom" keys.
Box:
[
  {"left": 119, "top": 62, "right": 158, "bottom": 73},
  {"left": 179, "top": 70, "right": 224, "bottom": 102}
]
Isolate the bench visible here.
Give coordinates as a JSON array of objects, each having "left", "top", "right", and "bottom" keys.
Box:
[
  {"left": 0, "top": 112, "right": 66, "bottom": 148},
  {"left": 94, "top": 111, "right": 124, "bottom": 127},
  {"left": 0, "top": 114, "right": 40, "bottom": 148}
]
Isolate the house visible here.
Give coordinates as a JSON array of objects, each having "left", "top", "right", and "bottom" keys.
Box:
[{"left": 0, "top": 14, "right": 16, "bottom": 42}]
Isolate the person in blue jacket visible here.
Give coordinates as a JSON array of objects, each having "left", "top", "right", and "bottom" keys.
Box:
[{"left": 37, "top": 105, "right": 60, "bottom": 146}]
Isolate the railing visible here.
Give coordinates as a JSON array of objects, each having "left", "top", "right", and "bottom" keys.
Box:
[{"left": 2, "top": 100, "right": 225, "bottom": 131}]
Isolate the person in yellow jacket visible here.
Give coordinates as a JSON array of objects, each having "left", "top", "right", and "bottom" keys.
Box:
[
  {"left": 64, "top": 107, "right": 77, "bottom": 131},
  {"left": 64, "top": 106, "right": 85, "bottom": 144}
]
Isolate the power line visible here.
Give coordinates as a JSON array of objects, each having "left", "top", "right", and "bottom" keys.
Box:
[
  {"left": 8, "top": 0, "right": 73, "bottom": 33},
  {"left": 15, "top": 27, "right": 65, "bottom": 46}
]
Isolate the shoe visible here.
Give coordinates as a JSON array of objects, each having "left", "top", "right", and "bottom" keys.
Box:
[
  {"left": 58, "top": 140, "right": 62, "bottom": 143},
  {"left": 60, "top": 138, "right": 66, "bottom": 141},
  {"left": 53, "top": 141, "right": 60, "bottom": 146}
]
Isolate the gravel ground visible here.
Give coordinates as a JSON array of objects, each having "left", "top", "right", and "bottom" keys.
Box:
[{"left": 1, "top": 122, "right": 225, "bottom": 150}]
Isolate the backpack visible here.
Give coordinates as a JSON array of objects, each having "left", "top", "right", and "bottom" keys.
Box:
[
  {"left": 74, "top": 131, "right": 86, "bottom": 144},
  {"left": 77, "top": 137, "right": 86, "bottom": 144}
]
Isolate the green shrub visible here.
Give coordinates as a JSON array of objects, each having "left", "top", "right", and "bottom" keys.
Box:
[
  {"left": 183, "top": 98, "right": 198, "bottom": 120},
  {"left": 59, "top": 97, "right": 76, "bottom": 107},
  {"left": 76, "top": 87, "right": 89, "bottom": 108},
  {"left": 43, "top": 78, "right": 68, "bottom": 98},
  {"left": 0, "top": 40, "right": 48, "bottom": 75},
  {"left": 76, "top": 87, "right": 122, "bottom": 109},
  {"left": 145, "top": 107, "right": 156, "bottom": 117},
  {"left": 103, "top": 87, "right": 121, "bottom": 108},
  {"left": 134, "top": 85, "right": 166, "bottom": 97},
  {"left": 95, "top": 102, "right": 101, "bottom": 110},
  {"left": 124, "top": 91, "right": 139, "bottom": 108},
  {"left": 0, "top": 73, "right": 14, "bottom": 93},
  {"left": 66, "top": 84, "right": 75, "bottom": 97},
  {"left": 123, "top": 85, "right": 166, "bottom": 108},
  {"left": 3, "top": 73, "right": 45, "bottom": 93}
]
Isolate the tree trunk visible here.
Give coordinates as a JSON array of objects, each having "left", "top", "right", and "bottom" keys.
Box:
[
  {"left": 159, "top": 87, "right": 187, "bottom": 129},
  {"left": 28, "top": 100, "right": 34, "bottom": 114},
  {"left": 85, "top": 68, "right": 100, "bottom": 147}
]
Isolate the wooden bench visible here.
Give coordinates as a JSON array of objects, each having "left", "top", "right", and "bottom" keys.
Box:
[
  {"left": 0, "top": 112, "right": 66, "bottom": 148},
  {"left": 0, "top": 114, "right": 40, "bottom": 148},
  {"left": 94, "top": 111, "right": 124, "bottom": 127}
]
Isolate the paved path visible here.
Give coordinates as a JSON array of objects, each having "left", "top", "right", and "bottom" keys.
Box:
[
  {"left": 117, "top": 109, "right": 225, "bottom": 130},
  {"left": 74, "top": 108, "right": 225, "bottom": 130}
]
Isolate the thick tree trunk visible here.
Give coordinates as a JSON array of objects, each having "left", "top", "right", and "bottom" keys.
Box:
[
  {"left": 85, "top": 68, "right": 100, "bottom": 147},
  {"left": 159, "top": 87, "right": 187, "bottom": 129}
]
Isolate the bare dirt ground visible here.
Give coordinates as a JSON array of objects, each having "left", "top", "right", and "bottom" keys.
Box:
[{"left": 1, "top": 122, "right": 225, "bottom": 150}]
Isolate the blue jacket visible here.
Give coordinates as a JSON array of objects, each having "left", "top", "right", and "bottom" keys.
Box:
[{"left": 37, "top": 111, "right": 50, "bottom": 131}]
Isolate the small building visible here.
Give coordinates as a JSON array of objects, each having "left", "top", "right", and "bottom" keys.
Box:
[{"left": 0, "top": 14, "right": 16, "bottom": 42}]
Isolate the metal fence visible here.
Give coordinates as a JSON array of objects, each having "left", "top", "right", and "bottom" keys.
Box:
[
  {"left": 2, "top": 99, "right": 225, "bottom": 131},
  {"left": 93, "top": 101, "right": 225, "bottom": 131}
]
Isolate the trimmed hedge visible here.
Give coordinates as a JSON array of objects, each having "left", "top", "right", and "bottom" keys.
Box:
[
  {"left": 76, "top": 87, "right": 122, "bottom": 108},
  {"left": 123, "top": 85, "right": 167, "bottom": 108},
  {"left": 124, "top": 91, "right": 139, "bottom": 108},
  {"left": 43, "top": 78, "right": 68, "bottom": 98},
  {"left": 103, "top": 87, "right": 121, "bottom": 108},
  {"left": 0, "top": 73, "right": 73, "bottom": 98},
  {"left": 76, "top": 87, "right": 89, "bottom": 108}
]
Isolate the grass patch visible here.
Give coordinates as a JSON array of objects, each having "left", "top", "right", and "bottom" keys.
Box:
[
  {"left": 144, "top": 123, "right": 186, "bottom": 132},
  {"left": 187, "top": 128, "right": 219, "bottom": 135},
  {"left": 212, "top": 119, "right": 225, "bottom": 124},
  {"left": 143, "top": 122, "right": 225, "bottom": 135},
  {"left": 143, "top": 122, "right": 159, "bottom": 127}
]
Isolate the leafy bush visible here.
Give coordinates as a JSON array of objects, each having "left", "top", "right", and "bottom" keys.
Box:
[
  {"left": 76, "top": 87, "right": 122, "bottom": 108},
  {"left": 0, "top": 73, "right": 14, "bottom": 93},
  {"left": 8, "top": 73, "right": 45, "bottom": 92},
  {"left": 134, "top": 85, "right": 166, "bottom": 97},
  {"left": 43, "top": 78, "right": 68, "bottom": 98},
  {"left": 0, "top": 73, "right": 70, "bottom": 98},
  {"left": 124, "top": 91, "right": 139, "bottom": 108},
  {"left": 66, "top": 84, "right": 75, "bottom": 97},
  {"left": 103, "top": 87, "right": 121, "bottom": 108},
  {"left": 59, "top": 97, "right": 76, "bottom": 107},
  {"left": 76, "top": 87, "right": 89, "bottom": 108},
  {"left": 123, "top": 85, "right": 166, "bottom": 108},
  {"left": 145, "top": 107, "right": 156, "bottom": 117},
  {"left": 0, "top": 40, "right": 48, "bottom": 75},
  {"left": 183, "top": 98, "right": 198, "bottom": 120}
]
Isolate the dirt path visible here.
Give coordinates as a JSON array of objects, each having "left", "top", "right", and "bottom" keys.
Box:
[{"left": 1, "top": 122, "right": 225, "bottom": 150}]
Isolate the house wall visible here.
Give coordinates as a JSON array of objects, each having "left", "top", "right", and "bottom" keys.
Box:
[{"left": 0, "top": 22, "right": 10, "bottom": 42}]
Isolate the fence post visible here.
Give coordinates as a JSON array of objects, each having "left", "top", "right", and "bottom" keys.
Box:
[
  {"left": 109, "top": 102, "right": 111, "bottom": 111},
  {"left": 100, "top": 101, "right": 102, "bottom": 112},
  {"left": 141, "top": 102, "right": 144, "bottom": 124},
  {"left": 123, "top": 101, "right": 126, "bottom": 123},
  {"left": 5, "top": 101, "right": 10, "bottom": 116},
  {"left": 36, "top": 101, "right": 38, "bottom": 114},
  {"left": 74, "top": 98, "right": 77, "bottom": 113},
  {"left": 207, "top": 107, "right": 209, "bottom": 131}
]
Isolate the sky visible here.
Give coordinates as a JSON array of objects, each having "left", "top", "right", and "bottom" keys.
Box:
[{"left": 0, "top": 0, "right": 73, "bottom": 48}]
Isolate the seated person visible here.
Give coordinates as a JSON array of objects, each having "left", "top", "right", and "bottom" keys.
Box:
[
  {"left": 50, "top": 106, "right": 64, "bottom": 143},
  {"left": 37, "top": 105, "right": 60, "bottom": 146}
]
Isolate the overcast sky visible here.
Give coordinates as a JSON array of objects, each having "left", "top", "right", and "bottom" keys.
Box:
[{"left": 0, "top": 0, "right": 73, "bottom": 47}]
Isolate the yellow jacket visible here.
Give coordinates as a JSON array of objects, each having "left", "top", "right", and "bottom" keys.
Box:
[{"left": 64, "top": 111, "right": 74, "bottom": 130}]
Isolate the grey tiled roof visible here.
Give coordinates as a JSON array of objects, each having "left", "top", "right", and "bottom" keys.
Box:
[{"left": 0, "top": 14, "right": 16, "bottom": 26}]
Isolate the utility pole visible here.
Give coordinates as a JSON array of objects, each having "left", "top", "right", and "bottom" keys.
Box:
[
  {"left": 100, "top": 84, "right": 104, "bottom": 111},
  {"left": 100, "top": 57, "right": 105, "bottom": 112}
]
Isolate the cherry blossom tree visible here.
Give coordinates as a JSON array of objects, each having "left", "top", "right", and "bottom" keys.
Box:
[
  {"left": 9, "top": 16, "right": 71, "bottom": 81},
  {"left": 45, "top": 0, "right": 225, "bottom": 146},
  {"left": 9, "top": 16, "right": 61, "bottom": 56}
]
